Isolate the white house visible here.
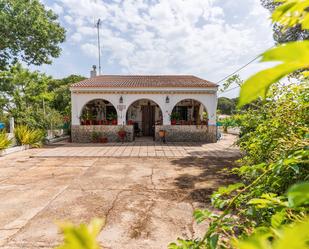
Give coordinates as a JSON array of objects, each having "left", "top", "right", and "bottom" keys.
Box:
[{"left": 70, "top": 72, "right": 218, "bottom": 143}]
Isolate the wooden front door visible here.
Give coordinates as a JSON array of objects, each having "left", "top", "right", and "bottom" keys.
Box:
[{"left": 142, "top": 105, "right": 155, "bottom": 136}]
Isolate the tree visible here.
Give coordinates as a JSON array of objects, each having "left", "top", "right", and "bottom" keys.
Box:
[
  {"left": 0, "top": 0, "right": 65, "bottom": 70},
  {"left": 170, "top": 2, "right": 309, "bottom": 248},
  {"left": 49, "top": 75, "right": 86, "bottom": 116},
  {"left": 0, "top": 64, "right": 63, "bottom": 129},
  {"left": 261, "top": 0, "right": 309, "bottom": 43},
  {"left": 221, "top": 74, "right": 243, "bottom": 93},
  {"left": 217, "top": 97, "right": 236, "bottom": 115}
]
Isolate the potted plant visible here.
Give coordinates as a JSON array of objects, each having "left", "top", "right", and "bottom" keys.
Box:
[
  {"left": 170, "top": 112, "right": 180, "bottom": 125},
  {"left": 82, "top": 111, "right": 94, "bottom": 125},
  {"left": 91, "top": 131, "right": 101, "bottom": 143},
  {"left": 118, "top": 126, "right": 126, "bottom": 143},
  {"left": 80, "top": 113, "right": 86, "bottom": 125},
  {"left": 107, "top": 113, "right": 117, "bottom": 125}
]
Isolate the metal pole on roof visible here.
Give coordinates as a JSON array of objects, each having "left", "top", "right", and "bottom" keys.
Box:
[{"left": 96, "top": 19, "right": 102, "bottom": 75}]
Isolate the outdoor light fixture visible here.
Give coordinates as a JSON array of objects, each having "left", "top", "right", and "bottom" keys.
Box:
[
  {"left": 166, "top": 96, "right": 170, "bottom": 103},
  {"left": 119, "top": 96, "right": 123, "bottom": 103}
]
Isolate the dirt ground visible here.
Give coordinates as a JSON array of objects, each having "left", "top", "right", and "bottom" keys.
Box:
[{"left": 0, "top": 135, "right": 240, "bottom": 249}]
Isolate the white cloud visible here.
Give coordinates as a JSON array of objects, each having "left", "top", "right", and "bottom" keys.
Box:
[
  {"left": 71, "top": 32, "right": 82, "bottom": 43},
  {"left": 81, "top": 43, "right": 98, "bottom": 58},
  {"left": 51, "top": 3, "right": 64, "bottom": 15},
  {"left": 45, "top": 0, "right": 274, "bottom": 92}
]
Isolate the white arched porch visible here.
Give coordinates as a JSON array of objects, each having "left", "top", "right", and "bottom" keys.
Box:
[{"left": 70, "top": 87, "right": 218, "bottom": 143}]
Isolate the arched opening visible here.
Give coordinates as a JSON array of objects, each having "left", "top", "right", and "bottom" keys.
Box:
[
  {"left": 80, "top": 99, "right": 117, "bottom": 125},
  {"left": 126, "top": 99, "right": 163, "bottom": 137},
  {"left": 171, "top": 99, "right": 208, "bottom": 125}
]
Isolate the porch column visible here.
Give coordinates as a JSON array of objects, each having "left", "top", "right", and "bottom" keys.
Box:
[
  {"left": 117, "top": 107, "right": 126, "bottom": 125},
  {"left": 208, "top": 111, "right": 216, "bottom": 126},
  {"left": 71, "top": 93, "right": 80, "bottom": 125},
  {"left": 162, "top": 109, "right": 171, "bottom": 125}
]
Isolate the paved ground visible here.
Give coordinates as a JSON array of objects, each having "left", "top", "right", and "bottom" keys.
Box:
[
  {"left": 0, "top": 134, "right": 239, "bottom": 249},
  {"left": 34, "top": 136, "right": 237, "bottom": 158}
]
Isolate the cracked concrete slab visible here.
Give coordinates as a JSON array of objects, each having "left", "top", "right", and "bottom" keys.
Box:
[{"left": 0, "top": 134, "right": 239, "bottom": 249}]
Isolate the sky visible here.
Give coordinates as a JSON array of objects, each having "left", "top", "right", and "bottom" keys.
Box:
[{"left": 36, "top": 0, "right": 275, "bottom": 97}]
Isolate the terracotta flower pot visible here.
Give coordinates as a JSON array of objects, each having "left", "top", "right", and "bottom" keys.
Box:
[
  {"left": 100, "top": 137, "right": 108, "bottom": 143},
  {"left": 112, "top": 119, "right": 117, "bottom": 125},
  {"left": 159, "top": 130, "right": 166, "bottom": 137},
  {"left": 171, "top": 120, "right": 177, "bottom": 125},
  {"left": 118, "top": 130, "right": 126, "bottom": 138},
  {"left": 118, "top": 130, "right": 126, "bottom": 143}
]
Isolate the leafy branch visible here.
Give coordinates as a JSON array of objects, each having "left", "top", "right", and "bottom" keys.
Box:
[{"left": 239, "top": 0, "right": 309, "bottom": 106}]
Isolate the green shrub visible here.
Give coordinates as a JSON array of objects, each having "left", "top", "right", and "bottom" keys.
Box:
[
  {"left": 220, "top": 117, "right": 238, "bottom": 132},
  {"left": 55, "top": 218, "right": 104, "bottom": 249},
  {"left": 14, "top": 125, "right": 44, "bottom": 147},
  {"left": 0, "top": 130, "right": 12, "bottom": 150},
  {"left": 170, "top": 112, "right": 181, "bottom": 121},
  {"left": 169, "top": 82, "right": 309, "bottom": 249}
]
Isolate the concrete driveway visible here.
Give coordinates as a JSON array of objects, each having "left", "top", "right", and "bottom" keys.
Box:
[{"left": 0, "top": 134, "right": 239, "bottom": 249}]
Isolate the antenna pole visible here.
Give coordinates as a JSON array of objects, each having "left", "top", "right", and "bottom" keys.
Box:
[{"left": 96, "top": 19, "right": 101, "bottom": 75}]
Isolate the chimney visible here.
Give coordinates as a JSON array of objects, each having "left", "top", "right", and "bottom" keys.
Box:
[{"left": 90, "top": 65, "right": 97, "bottom": 78}]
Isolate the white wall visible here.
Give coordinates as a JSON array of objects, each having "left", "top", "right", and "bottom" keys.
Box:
[{"left": 71, "top": 89, "right": 217, "bottom": 126}]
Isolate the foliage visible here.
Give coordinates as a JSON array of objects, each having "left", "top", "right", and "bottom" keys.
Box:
[
  {"left": 91, "top": 131, "right": 101, "bottom": 142},
  {"left": 0, "top": 130, "right": 11, "bottom": 150},
  {"left": 14, "top": 125, "right": 44, "bottom": 147},
  {"left": 221, "top": 75, "right": 243, "bottom": 93},
  {"left": 220, "top": 117, "right": 238, "bottom": 132},
  {"left": 55, "top": 218, "right": 104, "bottom": 249},
  {"left": 49, "top": 75, "right": 86, "bottom": 116},
  {"left": 217, "top": 97, "right": 237, "bottom": 115},
  {"left": 0, "top": 64, "right": 55, "bottom": 129},
  {"left": 0, "top": 65, "right": 82, "bottom": 130},
  {"left": 239, "top": 0, "right": 309, "bottom": 106},
  {"left": 271, "top": 0, "right": 309, "bottom": 30},
  {"left": 234, "top": 217, "right": 309, "bottom": 249},
  {"left": 170, "top": 112, "right": 181, "bottom": 121},
  {"left": 170, "top": 85, "right": 309, "bottom": 247},
  {"left": 0, "top": 112, "right": 9, "bottom": 132},
  {"left": 107, "top": 112, "right": 117, "bottom": 121},
  {"left": 0, "top": 0, "right": 65, "bottom": 70},
  {"left": 261, "top": 0, "right": 309, "bottom": 43},
  {"left": 237, "top": 82, "right": 308, "bottom": 166},
  {"left": 174, "top": 4, "right": 309, "bottom": 246},
  {"left": 239, "top": 41, "right": 309, "bottom": 106}
]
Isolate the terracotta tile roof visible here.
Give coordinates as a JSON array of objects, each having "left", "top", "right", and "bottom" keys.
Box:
[{"left": 70, "top": 75, "right": 217, "bottom": 88}]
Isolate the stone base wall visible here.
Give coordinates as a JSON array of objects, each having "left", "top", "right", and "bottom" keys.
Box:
[
  {"left": 155, "top": 125, "right": 217, "bottom": 143},
  {"left": 71, "top": 125, "right": 134, "bottom": 143}
]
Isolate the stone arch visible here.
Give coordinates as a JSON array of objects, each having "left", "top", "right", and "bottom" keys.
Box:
[
  {"left": 79, "top": 98, "right": 118, "bottom": 125},
  {"left": 169, "top": 98, "right": 208, "bottom": 125},
  {"left": 125, "top": 96, "right": 166, "bottom": 114},
  {"left": 168, "top": 95, "right": 217, "bottom": 125},
  {"left": 72, "top": 94, "right": 120, "bottom": 125},
  {"left": 125, "top": 98, "right": 164, "bottom": 137}
]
